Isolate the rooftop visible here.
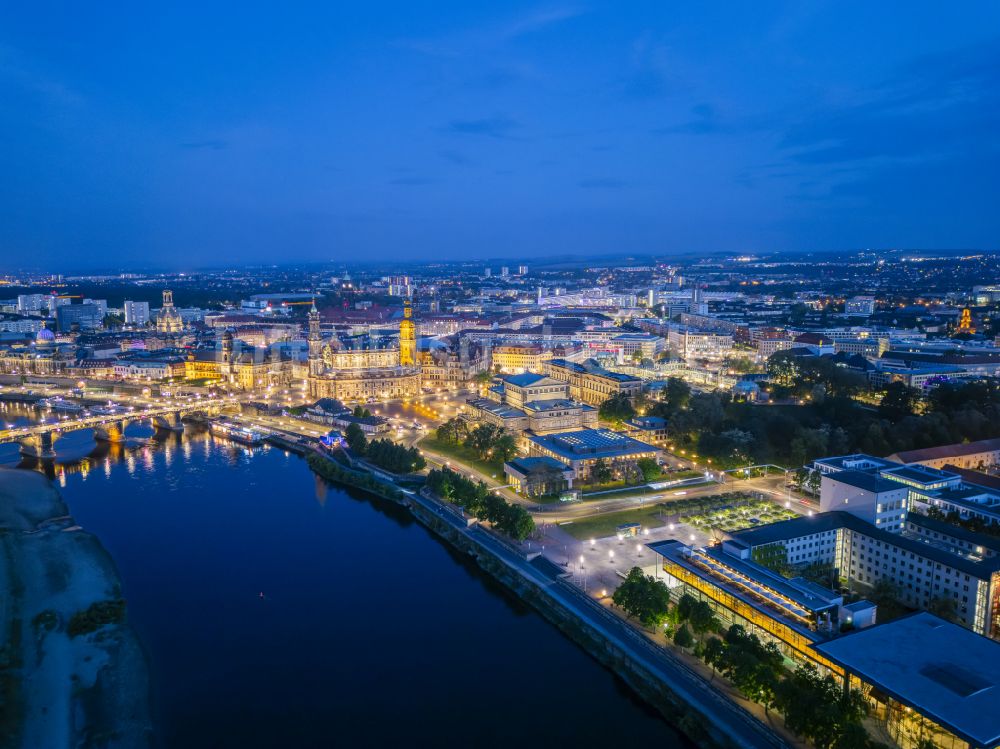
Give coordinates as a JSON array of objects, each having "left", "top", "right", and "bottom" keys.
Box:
[
  {"left": 502, "top": 372, "right": 550, "bottom": 388},
  {"left": 528, "top": 428, "right": 658, "bottom": 460},
  {"left": 732, "top": 511, "right": 1000, "bottom": 579},
  {"left": 825, "top": 469, "right": 907, "bottom": 494},
  {"left": 889, "top": 437, "right": 1000, "bottom": 465},
  {"left": 813, "top": 613, "right": 1000, "bottom": 748}
]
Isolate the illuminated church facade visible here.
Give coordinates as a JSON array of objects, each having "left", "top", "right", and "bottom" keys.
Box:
[{"left": 306, "top": 300, "right": 422, "bottom": 401}]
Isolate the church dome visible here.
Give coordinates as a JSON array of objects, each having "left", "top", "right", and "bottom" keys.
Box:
[{"left": 36, "top": 326, "right": 55, "bottom": 343}]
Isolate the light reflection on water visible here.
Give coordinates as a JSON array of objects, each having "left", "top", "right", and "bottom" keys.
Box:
[{"left": 3, "top": 400, "right": 688, "bottom": 749}]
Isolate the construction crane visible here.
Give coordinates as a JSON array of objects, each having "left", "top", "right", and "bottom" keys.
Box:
[{"left": 55, "top": 294, "right": 82, "bottom": 299}]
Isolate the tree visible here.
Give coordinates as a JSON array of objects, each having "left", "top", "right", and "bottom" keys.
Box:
[
  {"left": 879, "top": 382, "right": 920, "bottom": 422},
  {"left": 868, "top": 579, "right": 899, "bottom": 606},
  {"left": 465, "top": 423, "right": 504, "bottom": 459},
  {"left": 688, "top": 600, "right": 720, "bottom": 640},
  {"left": 102, "top": 312, "right": 124, "bottom": 329},
  {"left": 344, "top": 422, "right": 367, "bottom": 454},
  {"left": 673, "top": 624, "right": 694, "bottom": 650},
  {"left": 928, "top": 595, "right": 959, "bottom": 622},
  {"left": 702, "top": 636, "right": 726, "bottom": 678},
  {"left": 636, "top": 457, "right": 661, "bottom": 482},
  {"left": 589, "top": 458, "right": 614, "bottom": 485},
  {"left": 612, "top": 567, "right": 672, "bottom": 628},
  {"left": 493, "top": 433, "right": 518, "bottom": 463},
  {"left": 436, "top": 417, "right": 467, "bottom": 446},
  {"left": 665, "top": 377, "right": 691, "bottom": 412},
  {"left": 598, "top": 392, "right": 635, "bottom": 424},
  {"left": 775, "top": 663, "right": 868, "bottom": 749},
  {"left": 675, "top": 592, "right": 697, "bottom": 622}
]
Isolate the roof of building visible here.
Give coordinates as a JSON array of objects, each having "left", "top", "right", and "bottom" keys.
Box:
[
  {"left": 880, "top": 463, "right": 960, "bottom": 487},
  {"left": 942, "top": 464, "right": 1000, "bottom": 491},
  {"left": 523, "top": 398, "right": 583, "bottom": 413},
  {"left": 528, "top": 428, "right": 658, "bottom": 460},
  {"left": 504, "top": 456, "right": 573, "bottom": 475},
  {"left": 503, "top": 373, "right": 565, "bottom": 389},
  {"left": 824, "top": 469, "right": 907, "bottom": 494},
  {"left": 467, "top": 397, "right": 527, "bottom": 420},
  {"left": 888, "top": 438, "right": 1000, "bottom": 465},
  {"left": 732, "top": 511, "right": 1000, "bottom": 578},
  {"left": 812, "top": 612, "right": 1000, "bottom": 748},
  {"left": 647, "top": 540, "right": 837, "bottom": 638},
  {"left": 906, "top": 513, "right": 1000, "bottom": 555}
]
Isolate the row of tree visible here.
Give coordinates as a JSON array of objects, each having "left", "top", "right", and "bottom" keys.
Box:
[
  {"left": 344, "top": 423, "right": 425, "bottom": 473},
  {"left": 425, "top": 468, "right": 535, "bottom": 541},
  {"left": 364, "top": 438, "right": 426, "bottom": 474}
]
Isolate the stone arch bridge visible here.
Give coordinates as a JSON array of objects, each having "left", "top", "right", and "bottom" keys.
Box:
[{"left": 0, "top": 402, "right": 234, "bottom": 459}]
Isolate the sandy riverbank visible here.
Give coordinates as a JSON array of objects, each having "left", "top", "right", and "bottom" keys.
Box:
[{"left": 0, "top": 468, "right": 152, "bottom": 749}]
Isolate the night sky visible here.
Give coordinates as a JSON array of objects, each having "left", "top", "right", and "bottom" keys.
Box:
[{"left": 1, "top": 2, "right": 998, "bottom": 269}]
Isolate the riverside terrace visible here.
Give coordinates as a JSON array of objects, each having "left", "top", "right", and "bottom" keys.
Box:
[{"left": 814, "top": 612, "right": 1000, "bottom": 749}]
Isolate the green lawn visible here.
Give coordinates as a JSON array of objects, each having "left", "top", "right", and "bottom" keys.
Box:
[
  {"left": 419, "top": 435, "right": 506, "bottom": 479},
  {"left": 558, "top": 503, "right": 669, "bottom": 541}
]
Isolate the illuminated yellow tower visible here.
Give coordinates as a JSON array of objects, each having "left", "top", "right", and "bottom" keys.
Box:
[
  {"left": 957, "top": 308, "right": 975, "bottom": 333},
  {"left": 399, "top": 300, "right": 416, "bottom": 366}
]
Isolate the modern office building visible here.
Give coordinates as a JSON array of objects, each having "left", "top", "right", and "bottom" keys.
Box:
[
  {"left": 650, "top": 530, "right": 1000, "bottom": 749},
  {"left": 726, "top": 511, "right": 1000, "bottom": 637},
  {"left": 55, "top": 303, "right": 103, "bottom": 332},
  {"left": 814, "top": 613, "right": 1000, "bottom": 749}
]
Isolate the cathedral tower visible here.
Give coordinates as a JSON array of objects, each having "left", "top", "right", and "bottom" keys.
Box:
[
  {"left": 307, "top": 298, "right": 323, "bottom": 376},
  {"left": 399, "top": 300, "right": 416, "bottom": 366}
]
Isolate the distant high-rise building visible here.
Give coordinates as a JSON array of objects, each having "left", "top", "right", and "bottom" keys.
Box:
[
  {"left": 55, "top": 303, "right": 102, "bottom": 332},
  {"left": 500, "top": 266, "right": 509, "bottom": 277},
  {"left": 845, "top": 296, "right": 876, "bottom": 316},
  {"left": 517, "top": 265, "right": 528, "bottom": 276},
  {"left": 17, "top": 294, "right": 47, "bottom": 313},
  {"left": 123, "top": 300, "right": 150, "bottom": 326},
  {"left": 384, "top": 275, "right": 413, "bottom": 297},
  {"left": 84, "top": 298, "right": 108, "bottom": 317},
  {"left": 484, "top": 268, "right": 492, "bottom": 278}
]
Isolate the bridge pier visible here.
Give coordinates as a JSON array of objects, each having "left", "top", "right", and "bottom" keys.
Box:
[
  {"left": 94, "top": 419, "right": 127, "bottom": 443},
  {"left": 152, "top": 411, "right": 184, "bottom": 432},
  {"left": 19, "top": 431, "right": 57, "bottom": 459}
]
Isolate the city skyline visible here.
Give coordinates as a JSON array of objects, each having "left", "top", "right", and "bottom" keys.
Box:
[{"left": 2, "top": 2, "right": 999, "bottom": 268}]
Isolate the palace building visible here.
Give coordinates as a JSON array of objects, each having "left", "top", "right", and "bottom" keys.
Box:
[{"left": 306, "top": 300, "right": 421, "bottom": 402}]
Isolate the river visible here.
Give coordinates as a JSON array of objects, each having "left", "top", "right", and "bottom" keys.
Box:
[{"left": 0, "top": 402, "right": 691, "bottom": 748}]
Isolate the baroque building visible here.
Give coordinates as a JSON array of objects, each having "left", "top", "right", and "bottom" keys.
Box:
[
  {"left": 156, "top": 290, "right": 184, "bottom": 334},
  {"left": 306, "top": 300, "right": 421, "bottom": 401}
]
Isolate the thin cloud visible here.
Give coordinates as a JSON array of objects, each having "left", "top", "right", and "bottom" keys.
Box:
[
  {"left": 0, "top": 43, "right": 82, "bottom": 106},
  {"left": 397, "top": 5, "right": 586, "bottom": 57},
  {"left": 445, "top": 115, "right": 519, "bottom": 139}
]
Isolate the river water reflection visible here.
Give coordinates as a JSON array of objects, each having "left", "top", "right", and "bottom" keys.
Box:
[{"left": 2, "top": 403, "right": 690, "bottom": 747}]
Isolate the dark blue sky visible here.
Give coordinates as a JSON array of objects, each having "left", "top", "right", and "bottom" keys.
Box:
[{"left": 1, "top": 2, "right": 998, "bottom": 269}]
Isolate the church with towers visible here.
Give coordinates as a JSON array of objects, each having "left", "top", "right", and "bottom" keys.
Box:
[{"left": 305, "top": 299, "right": 422, "bottom": 402}]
